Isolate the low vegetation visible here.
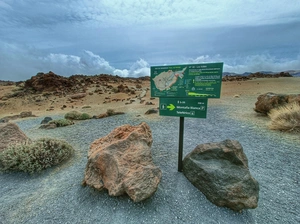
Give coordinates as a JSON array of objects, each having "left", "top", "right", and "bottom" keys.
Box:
[
  {"left": 64, "top": 111, "right": 91, "bottom": 120},
  {"left": 0, "top": 138, "right": 74, "bottom": 174},
  {"left": 268, "top": 102, "right": 300, "bottom": 132},
  {"left": 49, "top": 119, "right": 74, "bottom": 127}
]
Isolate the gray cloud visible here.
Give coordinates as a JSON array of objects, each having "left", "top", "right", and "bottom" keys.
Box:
[{"left": 0, "top": 0, "right": 300, "bottom": 81}]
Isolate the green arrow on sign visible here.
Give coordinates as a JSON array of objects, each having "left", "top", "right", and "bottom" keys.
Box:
[{"left": 167, "top": 104, "right": 175, "bottom": 111}]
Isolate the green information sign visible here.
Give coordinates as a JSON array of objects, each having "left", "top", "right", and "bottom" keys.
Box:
[
  {"left": 151, "top": 62, "right": 223, "bottom": 98},
  {"left": 159, "top": 98, "right": 207, "bottom": 118}
]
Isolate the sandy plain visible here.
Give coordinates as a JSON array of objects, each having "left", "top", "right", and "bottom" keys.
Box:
[{"left": 1, "top": 77, "right": 299, "bottom": 121}]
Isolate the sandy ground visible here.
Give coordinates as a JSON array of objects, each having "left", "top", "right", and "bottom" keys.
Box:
[
  {"left": 0, "top": 77, "right": 299, "bottom": 224},
  {"left": 1, "top": 77, "right": 300, "bottom": 120}
]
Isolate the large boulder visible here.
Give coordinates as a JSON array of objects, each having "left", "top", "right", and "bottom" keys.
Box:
[
  {"left": 82, "top": 122, "right": 162, "bottom": 202},
  {"left": 254, "top": 92, "right": 300, "bottom": 115},
  {"left": 183, "top": 139, "right": 259, "bottom": 212},
  {"left": 0, "top": 123, "right": 30, "bottom": 152}
]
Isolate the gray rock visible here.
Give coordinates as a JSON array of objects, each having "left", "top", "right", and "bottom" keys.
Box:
[
  {"left": 40, "top": 117, "right": 53, "bottom": 124},
  {"left": 183, "top": 139, "right": 259, "bottom": 212}
]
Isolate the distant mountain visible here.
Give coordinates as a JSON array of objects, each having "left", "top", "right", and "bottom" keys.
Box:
[{"left": 285, "top": 70, "right": 300, "bottom": 77}]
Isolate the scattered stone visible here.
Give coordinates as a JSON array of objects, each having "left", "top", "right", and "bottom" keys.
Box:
[
  {"left": 69, "top": 93, "right": 87, "bottom": 99},
  {"left": 254, "top": 92, "right": 300, "bottom": 115},
  {"left": 20, "top": 111, "right": 34, "bottom": 118},
  {"left": 139, "top": 90, "right": 147, "bottom": 98},
  {"left": 183, "top": 139, "right": 259, "bottom": 212},
  {"left": 40, "top": 117, "right": 53, "bottom": 124},
  {"left": 145, "top": 108, "right": 158, "bottom": 115},
  {"left": 145, "top": 101, "right": 155, "bottom": 105},
  {"left": 0, "top": 123, "right": 31, "bottom": 152},
  {"left": 95, "top": 109, "right": 125, "bottom": 119},
  {"left": 82, "top": 122, "right": 162, "bottom": 202}
]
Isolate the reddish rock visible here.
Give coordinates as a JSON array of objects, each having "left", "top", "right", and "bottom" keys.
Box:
[
  {"left": 25, "top": 71, "right": 73, "bottom": 92},
  {"left": 0, "top": 123, "right": 31, "bottom": 152},
  {"left": 254, "top": 92, "right": 300, "bottom": 115},
  {"left": 82, "top": 122, "right": 162, "bottom": 202}
]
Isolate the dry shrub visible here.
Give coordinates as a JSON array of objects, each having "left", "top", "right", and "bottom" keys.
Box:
[
  {"left": 0, "top": 138, "right": 74, "bottom": 173},
  {"left": 268, "top": 102, "right": 300, "bottom": 132}
]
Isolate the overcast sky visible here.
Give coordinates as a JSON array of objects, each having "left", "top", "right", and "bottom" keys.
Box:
[{"left": 0, "top": 0, "right": 300, "bottom": 81}]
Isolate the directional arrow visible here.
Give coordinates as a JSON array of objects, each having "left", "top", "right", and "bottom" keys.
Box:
[{"left": 167, "top": 104, "right": 175, "bottom": 111}]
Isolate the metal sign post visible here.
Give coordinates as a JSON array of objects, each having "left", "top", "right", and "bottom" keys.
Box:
[
  {"left": 150, "top": 62, "right": 223, "bottom": 172},
  {"left": 178, "top": 117, "right": 184, "bottom": 172}
]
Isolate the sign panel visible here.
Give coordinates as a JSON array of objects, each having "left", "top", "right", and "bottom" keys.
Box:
[
  {"left": 151, "top": 62, "right": 223, "bottom": 98},
  {"left": 159, "top": 98, "right": 207, "bottom": 118}
]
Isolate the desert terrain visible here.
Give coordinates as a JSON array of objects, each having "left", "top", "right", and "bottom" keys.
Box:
[
  {"left": 1, "top": 73, "right": 300, "bottom": 121},
  {"left": 0, "top": 73, "right": 299, "bottom": 224}
]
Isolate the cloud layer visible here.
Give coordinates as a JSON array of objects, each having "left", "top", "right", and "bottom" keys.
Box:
[{"left": 0, "top": 0, "right": 300, "bottom": 81}]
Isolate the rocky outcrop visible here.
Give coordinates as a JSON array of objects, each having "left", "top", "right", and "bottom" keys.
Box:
[
  {"left": 25, "top": 71, "right": 73, "bottom": 92},
  {"left": 248, "top": 72, "right": 292, "bottom": 78},
  {"left": 183, "top": 139, "right": 259, "bottom": 212},
  {"left": 82, "top": 122, "right": 162, "bottom": 202},
  {"left": 0, "top": 123, "right": 30, "bottom": 152},
  {"left": 254, "top": 92, "right": 300, "bottom": 115}
]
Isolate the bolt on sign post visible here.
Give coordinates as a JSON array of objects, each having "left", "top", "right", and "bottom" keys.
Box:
[{"left": 150, "top": 62, "right": 223, "bottom": 172}]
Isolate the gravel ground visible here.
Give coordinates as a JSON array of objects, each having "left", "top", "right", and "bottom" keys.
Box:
[{"left": 0, "top": 104, "right": 299, "bottom": 224}]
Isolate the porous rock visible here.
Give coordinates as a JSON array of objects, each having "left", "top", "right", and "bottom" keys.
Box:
[
  {"left": 254, "top": 92, "right": 300, "bottom": 115},
  {"left": 0, "top": 123, "right": 30, "bottom": 152},
  {"left": 183, "top": 139, "right": 259, "bottom": 212},
  {"left": 82, "top": 122, "right": 162, "bottom": 202}
]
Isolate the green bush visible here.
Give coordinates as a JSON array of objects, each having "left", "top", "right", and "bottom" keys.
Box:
[
  {"left": 0, "top": 138, "right": 74, "bottom": 174},
  {"left": 64, "top": 111, "right": 91, "bottom": 120},
  {"left": 49, "top": 119, "right": 74, "bottom": 127}
]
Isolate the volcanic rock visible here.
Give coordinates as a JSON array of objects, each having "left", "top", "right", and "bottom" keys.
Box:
[
  {"left": 40, "top": 117, "right": 53, "bottom": 124},
  {"left": 145, "top": 108, "right": 158, "bottom": 115},
  {"left": 254, "top": 92, "right": 300, "bottom": 115},
  {"left": 69, "top": 93, "right": 87, "bottom": 99},
  {"left": 25, "top": 71, "right": 73, "bottom": 92},
  {"left": 183, "top": 139, "right": 259, "bottom": 212},
  {"left": 0, "top": 123, "right": 31, "bottom": 152},
  {"left": 82, "top": 122, "right": 162, "bottom": 202}
]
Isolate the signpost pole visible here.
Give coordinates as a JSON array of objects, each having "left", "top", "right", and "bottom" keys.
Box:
[{"left": 178, "top": 116, "right": 184, "bottom": 172}]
